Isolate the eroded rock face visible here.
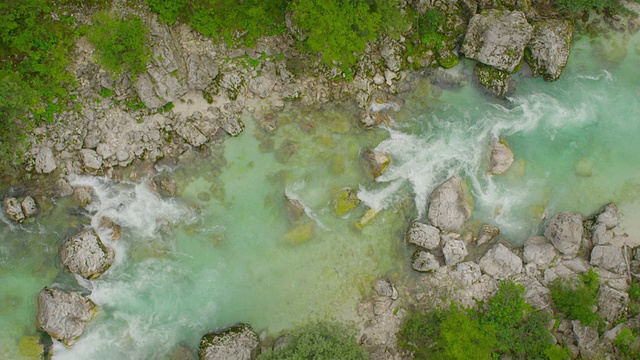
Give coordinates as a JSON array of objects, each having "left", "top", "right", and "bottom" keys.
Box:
[
  {"left": 406, "top": 221, "right": 440, "bottom": 250},
  {"left": 526, "top": 19, "right": 574, "bottom": 82},
  {"left": 198, "top": 323, "right": 260, "bottom": 360},
  {"left": 489, "top": 140, "right": 514, "bottom": 175},
  {"left": 479, "top": 243, "right": 523, "bottom": 279},
  {"left": 21, "top": 196, "right": 38, "bottom": 218},
  {"left": 544, "top": 212, "right": 583, "bottom": 257},
  {"left": 462, "top": 10, "right": 533, "bottom": 72},
  {"left": 36, "top": 287, "right": 95, "bottom": 347},
  {"left": 59, "top": 229, "right": 115, "bottom": 279},
  {"left": 474, "top": 64, "right": 516, "bottom": 99},
  {"left": 427, "top": 176, "right": 472, "bottom": 232}
]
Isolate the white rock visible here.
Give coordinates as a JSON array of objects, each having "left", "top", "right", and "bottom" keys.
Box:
[
  {"left": 35, "top": 147, "right": 57, "bottom": 174},
  {"left": 523, "top": 236, "right": 558, "bottom": 267},
  {"left": 443, "top": 239, "right": 468, "bottom": 266},
  {"left": 406, "top": 221, "right": 440, "bottom": 250},
  {"left": 544, "top": 211, "right": 583, "bottom": 257},
  {"left": 479, "top": 243, "right": 523, "bottom": 279},
  {"left": 590, "top": 245, "right": 626, "bottom": 274}
]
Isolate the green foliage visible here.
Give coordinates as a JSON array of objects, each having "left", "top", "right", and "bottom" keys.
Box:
[
  {"left": 399, "top": 281, "right": 558, "bottom": 359},
  {"left": 148, "top": 0, "right": 288, "bottom": 47},
  {"left": 99, "top": 87, "right": 114, "bottom": 98},
  {"left": 544, "top": 344, "right": 572, "bottom": 360},
  {"left": 258, "top": 321, "right": 367, "bottom": 360},
  {"left": 417, "top": 9, "right": 446, "bottom": 46},
  {"left": 86, "top": 12, "right": 151, "bottom": 77},
  {"left": 290, "top": 0, "right": 381, "bottom": 66},
  {"left": 549, "top": 269, "right": 601, "bottom": 326},
  {"left": 556, "top": 0, "right": 628, "bottom": 13}
]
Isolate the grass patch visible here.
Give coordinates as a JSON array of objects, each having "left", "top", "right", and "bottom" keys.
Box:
[{"left": 549, "top": 269, "right": 601, "bottom": 327}]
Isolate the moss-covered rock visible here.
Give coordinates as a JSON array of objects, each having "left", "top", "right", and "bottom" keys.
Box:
[
  {"left": 436, "top": 48, "right": 459, "bottom": 69},
  {"left": 525, "top": 19, "right": 574, "bottom": 82},
  {"left": 335, "top": 188, "right": 361, "bottom": 215},
  {"left": 474, "top": 63, "right": 516, "bottom": 99},
  {"left": 285, "top": 222, "right": 314, "bottom": 244}
]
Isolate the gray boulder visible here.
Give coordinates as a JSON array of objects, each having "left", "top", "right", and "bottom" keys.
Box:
[
  {"left": 526, "top": 19, "right": 574, "bottom": 82},
  {"left": 198, "top": 323, "right": 260, "bottom": 360},
  {"left": 412, "top": 250, "right": 441, "bottom": 272},
  {"left": 596, "top": 203, "right": 620, "bottom": 229},
  {"left": 4, "top": 197, "right": 25, "bottom": 223},
  {"left": 544, "top": 212, "right": 583, "bottom": 257},
  {"left": 248, "top": 71, "right": 277, "bottom": 99},
  {"left": 406, "top": 221, "right": 440, "bottom": 250},
  {"left": 443, "top": 239, "right": 468, "bottom": 266},
  {"left": 597, "top": 285, "right": 628, "bottom": 325},
  {"left": 21, "top": 196, "right": 38, "bottom": 218},
  {"left": 590, "top": 245, "right": 626, "bottom": 274},
  {"left": 217, "top": 113, "right": 245, "bottom": 137},
  {"left": 427, "top": 176, "right": 472, "bottom": 232},
  {"left": 476, "top": 224, "right": 500, "bottom": 246},
  {"left": 461, "top": 10, "right": 533, "bottom": 73},
  {"left": 80, "top": 149, "right": 103, "bottom": 171},
  {"left": 489, "top": 140, "right": 514, "bottom": 174},
  {"left": 479, "top": 243, "right": 523, "bottom": 279},
  {"left": 186, "top": 53, "right": 218, "bottom": 91},
  {"left": 591, "top": 223, "right": 613, "bottom": 245},
  {"left": 176, "top": 121, "right": 207, "bottom": 147},
  {"left": 35, "top": 146, "right": 57, "bottom": 174},
  {"left": 451, "top": 262, "right": 482, "bottom": 286},
  {"left": 60, "top": 229, "right": 115, "bottom": 279},
  {"left": 523, "top": 236, "right": 558, "bottom": 267},
  {"left": 36, "top": 287, "right": 95, "bottom": 346},
  {"left": 474, "top": 64, "right": 516, "bottom": 99}
]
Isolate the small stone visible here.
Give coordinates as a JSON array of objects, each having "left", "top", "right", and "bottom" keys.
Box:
[
  {"left": 284, "top": 195, "right": 306, "bottom": 224},
  {"left": 375, "top": 279, "right": 398, "bottom": 300},
  {"left": 71, "top": 186, "right": 96, "bottom": 209},
  {"left": 21, "top": 196, "right": 38, "bottom": 218},
  {"left": 99, "top": 217, "right": 122, "bottom": 241},
  {"left": 596, "top": 203, "right": 620, "bottom": 229}
]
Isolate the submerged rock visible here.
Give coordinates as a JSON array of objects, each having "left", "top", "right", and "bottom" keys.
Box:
[
  {"left": 284, "top": 222, "right": 314, "bottom": 244},
  {"left": 362, "top": 148, "right": 391, "bottom": 179},
  {"left": 427, "top": 176, "right": 472, "bottom": 232},
  {"left": 198, "top": 323, "right": 260, "bottom": 360},
  {"left": 36, "top": 287, "right": 95, "bottom": 347},
  {"left": 544, "top": 212, "right": 583, "bottom": 257},
  {"left": 59, "top": 229, "right": 115, "bottom": 279},
  {"left": 476, "top": 224, "right": 500, "bottom": 246},
  {"left": 462, "top": 10, "right": 533, "bottom": 73},
  {"left": 489, "top": 139, "right": 514, "bottom": 174},
  {"left": 5, "top": 197, "right": 25, "bottom": 223},
  {"left": 406, "top": 221, "right": 440, "bottom": 250},
  {"left": 474, "top": 64, "right": 516, "bottom": 99},
  {"left": 526, "top": 19, "right": 574, "bottom": 82},
  {"left": 284, "top": 195, "right": 306, "bottom": 224},
  {"left": 71, "top": 186, "right": 96, "bottom": 209}
]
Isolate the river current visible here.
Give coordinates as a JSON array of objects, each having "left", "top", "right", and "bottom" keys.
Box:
[{"left": 1, "top": 31, "right": 640, "bottom": 359}]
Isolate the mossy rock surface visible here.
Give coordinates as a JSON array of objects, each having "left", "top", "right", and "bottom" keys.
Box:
[
  {"left": 335, "top": 188, "right": 360, "bottom": 215},
  {"left": 285, "top": 222, "right": 314, "bottom": 244}
]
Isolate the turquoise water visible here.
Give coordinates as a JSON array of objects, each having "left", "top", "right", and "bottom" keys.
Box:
[{"left": 1, "top": 31, "right": 640, "bottom": 359}]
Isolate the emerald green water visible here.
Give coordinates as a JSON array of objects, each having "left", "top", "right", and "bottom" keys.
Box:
[{"left": 1, "top": 32, "right": 640, "bottom": 359}]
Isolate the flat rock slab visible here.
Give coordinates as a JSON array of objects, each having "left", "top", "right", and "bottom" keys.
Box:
[
  {"left": 60, "top": 229, "right": 115, "bottom": 279},
  {"left": 36, "top": 287, "right": 95, "bottom": 346},
  {"left": 462, "top": 10, "right": 533, "bottom": 73}
]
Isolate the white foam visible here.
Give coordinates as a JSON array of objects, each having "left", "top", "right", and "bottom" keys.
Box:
[{"left": 285, "top": 181, "right": 330, "bottom": 231}]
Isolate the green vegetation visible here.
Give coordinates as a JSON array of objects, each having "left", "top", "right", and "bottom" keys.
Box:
[
  {"left": 556, "top": 0, "right": 628, "bottom": 13},
  {"left": 399, "top": 281, "right": 562, "bottom": 359},
  {"left": 147, "top": 0, "right": 288, "bottom": 47},
  {"left": 258, "top": 321, "right": 367, "bottom": 360},
  {"left": 85, "top": 12, "right": 151, "bottom": 77},
  {"left": 549, "top": 269, "right": 601, "bottom": 326}
]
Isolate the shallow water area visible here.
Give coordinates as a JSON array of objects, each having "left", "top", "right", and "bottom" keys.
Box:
[{"left": 1, "top": 28, "right": 640, "bottom": 360}]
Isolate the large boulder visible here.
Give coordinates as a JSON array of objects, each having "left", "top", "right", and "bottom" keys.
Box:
[
  {"left": 479, "top": 243, "right": 523, "bottom": 279},
  {"left": 523, "top": 236, "right": 558, "bottom": 267},
  {"left": 427, "top": 176, "right": 472, "bottom": 232},
  {"left": 4, "top": 197, "right": 25, "bottom": 223},
  {"left": 590, "top": 245, "right": 626, "bottom": 274},
  {"left": 59, "top": 229, "right": 115, "bottom": 279},
  {"left": 362, "top": 148, "right": 391, "bottom": 179},
  {"left": 36, "top": 287, "right": 95, "bottom": 346},
  {"left": 544, "top": 212, "right": 583, "bottom": 257},
  {"left": 474, "top": 64, "right": 516, "bottom": 99},
  {"left": 35, "top": 146, "right": 57, "bottom": 174},
  {"left": 461, "top": 10, "right": 533, "bottom": 73},
  {"left": 412, "top": 250, "right": 441, "bottom": 272},
  {"left": 488, "top": 139, "right": 514, "bottom": 174},
  {"left": 198, "top": 323, "right": 260, "bottom": 360},
  {"left": 406, "top": 221, "right": 440, "bottom": 250},
  {"left": 525, "top": 19, "right": 574, "bottom": 82}
]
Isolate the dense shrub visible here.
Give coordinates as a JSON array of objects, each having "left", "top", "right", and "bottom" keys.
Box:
[
  {"left": 399, "top": 281, "right": 562, "bottom": 359},
  {"left": 85, "top": 12, "right": 151, "bottom": 77},
  {"left": 147, "top": 0, "right": 288, "bottom": 47},
  {"left": 258, "top": 321, "right": 367, "bottom": 360},
  {"left": 549, "top": 269, "right": 601, "bottom": 326}
]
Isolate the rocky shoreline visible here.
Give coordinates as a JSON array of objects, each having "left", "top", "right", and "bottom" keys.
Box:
[{"left": 4, "top": 0, "right": 640, "bottom": 359}]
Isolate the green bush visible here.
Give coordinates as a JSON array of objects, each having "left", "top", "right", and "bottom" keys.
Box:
[
  {"left": 85, "top": 12, "right": 151, "bottom": 77},
  {"left": 258, "top": 321, "right": 367, "bottom": 360},
  {"left": 148, "top": 0, "right": 288, "bottom": 47},
  {"left": 549, "top": 269, "right": 601, "bottom": 326},
  {"left": 289, "top": 0, "right": 381, "bottom": 66},
  {"left": 399, "top": 281, "right": 558, "bottom": 359}
]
